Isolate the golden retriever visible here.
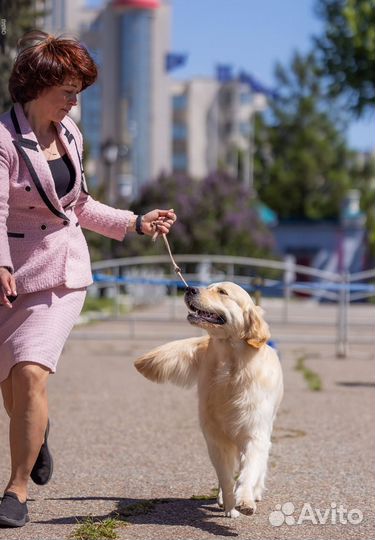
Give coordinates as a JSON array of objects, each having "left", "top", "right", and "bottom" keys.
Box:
[{"left": 134, "top": 282, "right": 283, "bottom": 518}]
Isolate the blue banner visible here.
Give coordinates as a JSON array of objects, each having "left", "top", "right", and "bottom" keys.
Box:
[
  {"left": 216, "top": 64, "right": 234, "bottom": 83},
  {"left": 238, "top": 71, "right": 278, "bottom": 99},
  {"left": 165, "top": 52, "right": 188, "bottom": 72}
]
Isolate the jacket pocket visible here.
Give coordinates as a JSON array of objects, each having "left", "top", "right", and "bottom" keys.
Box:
[{"left": 7, "top": 232, "right": 25, "bottom": 238}]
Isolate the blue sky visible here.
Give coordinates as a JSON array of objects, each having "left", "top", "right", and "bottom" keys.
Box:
[{"left": 88, "top": 0, "right": 374, "bottom": 152}]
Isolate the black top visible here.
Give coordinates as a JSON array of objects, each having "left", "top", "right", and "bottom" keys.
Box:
[{"left": 47, "top": 154, "right": 76, "bottom": 199}]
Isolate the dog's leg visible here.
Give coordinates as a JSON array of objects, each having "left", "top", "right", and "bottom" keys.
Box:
[
  {"left": 205, "top": 439, "right": 239, "bottom": 518},
  {"left": 235, "top": 436, "right": 271, "bottom": 515},
  {"left": 253, "top": 454, "right": 269, "bottom": 502},
  {"left": 252, "top": 430, "right": 273, "bottom": 502},
  {"left": 217, "top": 486, "right": 223, "bottom": 508},
  {"left": 253, "top": 475, "right": 265, "bottom": 502},
  {"left": 135, "top": 336, "right": 208, "bottom": 387}
]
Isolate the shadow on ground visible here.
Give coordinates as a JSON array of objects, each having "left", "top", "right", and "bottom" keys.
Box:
[
  {"left": 34, "top": 496, "right": 239, "bottom": 537},
  {"left": 336, "top": 381, "right": 375, "bottom": 388}
]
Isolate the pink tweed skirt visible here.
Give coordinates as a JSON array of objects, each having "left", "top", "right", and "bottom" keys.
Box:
[{"left": 0, "top": 285, "right": 86, "bottom": 384}]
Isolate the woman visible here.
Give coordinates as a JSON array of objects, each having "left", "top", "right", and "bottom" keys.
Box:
[{"left": 0, "top": 30, "right": 176, "bottom": 527}]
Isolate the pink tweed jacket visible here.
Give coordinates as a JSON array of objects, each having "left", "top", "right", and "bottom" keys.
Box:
[{"left": 0, "top": 103, "right": 134, "bottom": 294}]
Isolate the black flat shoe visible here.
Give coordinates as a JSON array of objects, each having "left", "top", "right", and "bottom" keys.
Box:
[
  {"left": 30, "top": 419, "right": 53, "bottom": 485},
  {"left": 0, "top": 492, "right": 29, "bottom": 527}
]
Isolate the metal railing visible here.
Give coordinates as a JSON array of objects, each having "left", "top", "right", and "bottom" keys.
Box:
[{"left": 86, "top": 255, "right": 374, "bottom": 358}]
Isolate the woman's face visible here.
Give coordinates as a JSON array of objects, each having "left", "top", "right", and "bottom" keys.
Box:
[{"left": 37, "top": 77, "right": 83, "bottom": 122}]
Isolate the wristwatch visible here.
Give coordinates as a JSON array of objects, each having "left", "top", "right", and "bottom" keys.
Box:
[{"left": 135, "top": 214, "right": 144, "bottom": 235}]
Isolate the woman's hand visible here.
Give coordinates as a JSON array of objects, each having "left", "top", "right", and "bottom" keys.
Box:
[
  {"left": 140, "top": 209, "right": 177, "bottom": 237},
  {"left": 0, "top": 267, "right": 17, "bottom": 309}
]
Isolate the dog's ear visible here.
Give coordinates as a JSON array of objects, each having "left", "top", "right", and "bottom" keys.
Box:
[{"left": 244, "top": 305, "right": 271, "bottom": 349}]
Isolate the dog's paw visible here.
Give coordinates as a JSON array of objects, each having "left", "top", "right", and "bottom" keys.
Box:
[
  {"left": 237, "top": 500, "right": 257, "bottom": 515},
  {"left": 225, "top": 508, "right": 240, "bottom": 518},
  {"left": 217, "top": 489, "right": 224, "bottom": 508},
  {"left": 254, "top": 485, "right": 264, "bottom": 501}
]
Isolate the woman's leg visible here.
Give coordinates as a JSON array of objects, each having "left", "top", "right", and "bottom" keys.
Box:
[
  {"left": 1, "top": 375, "right": 13, "bottom": 416},
  {"left": 1, "top": 362, "right": 50, "bottom": 502}
]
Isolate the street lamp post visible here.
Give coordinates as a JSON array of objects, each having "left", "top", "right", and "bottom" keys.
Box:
[
  {"left": 101, "top": 139, "right": 119, "bottom": 261},
  {"left": 101, "top": 139, "right": 119, "bottom": 207}
]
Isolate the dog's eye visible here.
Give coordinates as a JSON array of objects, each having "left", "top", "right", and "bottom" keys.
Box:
[{"left": 217, "top": 288, "right": 228, "bottom": 296}]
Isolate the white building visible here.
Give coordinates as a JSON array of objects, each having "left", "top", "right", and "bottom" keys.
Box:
[
  {"left": 38, "top": 0, "right": 99, "bottom": 36},
  {"left": 171, "top": 78, "right": 268, "bottom": 186}
]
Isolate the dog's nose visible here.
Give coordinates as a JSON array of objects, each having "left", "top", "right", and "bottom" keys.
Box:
[{"left": 185, "top": 286, "right": 199, "bottom": 296}]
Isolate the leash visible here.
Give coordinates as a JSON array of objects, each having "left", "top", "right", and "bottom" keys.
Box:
[{"left": 153, "top": 231, "right": 189, "bottom": 288}]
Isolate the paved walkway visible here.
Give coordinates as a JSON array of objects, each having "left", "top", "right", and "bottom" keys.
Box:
[{"left": 0, "top": 298, "right": 374, "bottom": 540}]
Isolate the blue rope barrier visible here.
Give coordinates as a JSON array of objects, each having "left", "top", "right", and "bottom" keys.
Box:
[{"left": 92, "top": 273, "right": 375, "bottom": 294}]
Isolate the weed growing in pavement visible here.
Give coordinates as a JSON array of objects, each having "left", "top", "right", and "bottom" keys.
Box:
[
  {"left": 69, "top": 515, "right": 126, "bottom": 540},
  {"left": 295, "top": 356, "right": 322, "bottom": 391},
  {"left": 190, "top": 487, "right": 219, "bottom": 500}
]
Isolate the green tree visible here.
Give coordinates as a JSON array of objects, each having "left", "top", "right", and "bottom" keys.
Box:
[
  {"left": 349, "top": 153, "right": 375, "bottom": 260},
  {"left": 254, "top": 52, "right": 357, "bottom": 221},
  {"left": 0, "top": 0, "right": 45, "bottom": 112},
  {"left": 314, "top": 0, "right": 375, "bottom": 117}
]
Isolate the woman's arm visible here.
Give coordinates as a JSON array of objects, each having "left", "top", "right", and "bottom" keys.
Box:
[
  {"left": 0, "top": 140, "right": 17, "bottom": 307},
  {"left": 71, "top": 122, "right": 176, "bottom": 239},
  {"left": 75, "top": 190, "right": 176, "bottom": 240},
  {"left": 74, "top": 189, "right": 135, "bottom": 240},
  {"left": 0, "top": 142, "right": 14, "bottom": 273}
]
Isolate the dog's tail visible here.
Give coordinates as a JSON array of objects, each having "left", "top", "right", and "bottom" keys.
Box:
[{"left": 134, "top": 336, "right": 208, "bottom": 388}]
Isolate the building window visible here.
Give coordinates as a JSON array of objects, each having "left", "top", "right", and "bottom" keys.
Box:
[
  {"left": 224, "top": 121, "right": 233, "bottom": 136},
  {"left": 173, "top": 153, "right": 187, "bottom": 171},
  {"left": 219, "top": 88, "right": 232, "bottom": 108},
  {"left": 172, "top": 123, "right": 187, "bottom": 140},
  {"left": 173, "top": 94, "right": 187, "bottom": 111}
]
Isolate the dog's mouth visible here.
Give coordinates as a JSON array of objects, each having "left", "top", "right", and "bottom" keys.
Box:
[{"left": 185, "top": 298, "right": 226, "bottom": 326}]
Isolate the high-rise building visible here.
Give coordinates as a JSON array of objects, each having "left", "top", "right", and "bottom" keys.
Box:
[
  {"left": 81, "top": 0, "right": 171, "bottom": 201},
  {"left": 36, "top": 0, "right": 101, "bottom": 124}
]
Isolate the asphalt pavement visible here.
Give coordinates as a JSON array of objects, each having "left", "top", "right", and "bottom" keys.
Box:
[{"left": 0, "top": 297, "right": 374, "bottom": 540}]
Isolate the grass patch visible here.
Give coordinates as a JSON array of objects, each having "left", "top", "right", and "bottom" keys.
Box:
[
  {"left": 82, "top": 296, "right": 116, "bottom": 313},
  {"left": 70, "top": 516, "right": 126, "bottom": 540},
  {"left": 295, "top": 356, "right": 322, "bottom": 391},
  {"left": 190, "top": 487, "right": 219, "bottom": 500},
  {"left": 81, "top": 296, "right": 128, "bottom": 315}
]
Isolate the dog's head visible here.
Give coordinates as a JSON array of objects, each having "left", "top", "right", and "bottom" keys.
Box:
[{"left": 184, "top": 282, "right": 270, "bottom": 348}]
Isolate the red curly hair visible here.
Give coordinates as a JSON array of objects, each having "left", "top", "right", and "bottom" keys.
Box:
[{"left": 9, "top": 30, "right": 98, "bottom": 104}]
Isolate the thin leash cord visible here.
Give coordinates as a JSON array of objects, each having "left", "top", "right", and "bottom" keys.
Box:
[{"left": 153, "top": 231, "right": 189, "bottom": 288}]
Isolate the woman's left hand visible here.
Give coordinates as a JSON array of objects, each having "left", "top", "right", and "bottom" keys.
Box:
[{"left": 141, "top": 209, "right": 177, "bottom": 237}]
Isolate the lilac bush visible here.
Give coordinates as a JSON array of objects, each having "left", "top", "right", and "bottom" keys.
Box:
[{"left": 125, "top": 172, "right": 276, "bottom": 259}]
